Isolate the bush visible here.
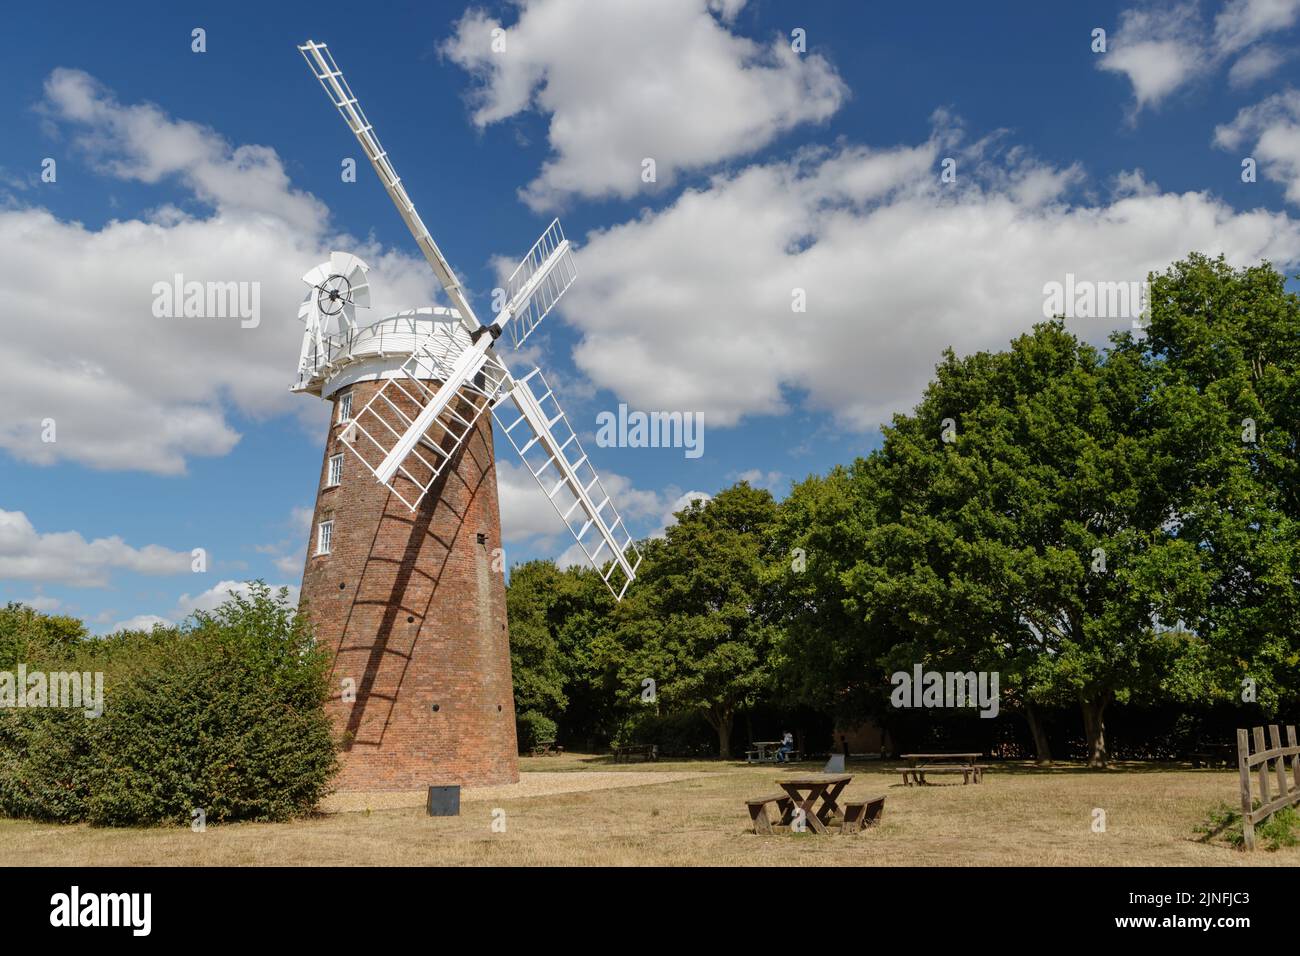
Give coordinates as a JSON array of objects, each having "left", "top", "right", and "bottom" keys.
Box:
[
  {"left": 516, "top": 709, "right": 558, "bottom": 752},
  {"left": 613, "top": 709, "right": 715, "bottom": 757},
  {"left": 0, "top": 584, "right": 338, "bottom": 826}
]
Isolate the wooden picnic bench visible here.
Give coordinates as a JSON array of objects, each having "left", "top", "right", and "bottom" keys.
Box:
[
  {"left": 746, "top": 741, "right": 801, "bottom": 763},
  {"left": 776, "top": 773, "right": 851, "bottom": 834},
  {"left": 746, "top": 793, "right": 794, "bottom": 834},
  {"left": 841, "top": 795, "right": 886, "bottom": 833},
  {"left": 613, "top": 743, "right": 658, "bottom": 763},
  {"left": 747, "top": 775, "right": 885, "bottom": 835},
  {"left": 530, "top": 740, "right": 562, "bottom": 757},
  {"left": 1190, "top": 745, "right": 1235, "bottom": 768},
  {"left": 900, "top": 753, "right": 985, "bottom": 786}
]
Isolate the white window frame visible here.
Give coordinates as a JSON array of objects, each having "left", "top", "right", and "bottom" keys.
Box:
[
  {"left": 327, "top": 453, "right": 343, "bottom": 487},
  {"left": 337, "top": 392, "right": 353, "bottom": 422},
  {"left": 316, "top": 519, "right": 334, "bottom": 556}
]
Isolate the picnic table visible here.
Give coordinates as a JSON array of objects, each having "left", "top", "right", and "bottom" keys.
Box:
[
  {"left": 774, "top": 773, "right": 852, "bottom": 833},
  {"left": 900, "top": 752, "right": 984, "bottom": 785},
  {"left": 613, "top": 743, "right": 658, "bottom": 763},
  {"left": 746, "top": 773, "right": 886, "bottom": 835},
  {"left": 530, "top": 740, "right": 562, "bottom": 757},
  {"left": 1189, "top": 744, "right": 1235, "bottom": 768},
  {"left": 746, "top": 740, "right": 800, "bottom": 763},
  {"left": 746, "top": 741, "right": 781, "bottom": 763}
]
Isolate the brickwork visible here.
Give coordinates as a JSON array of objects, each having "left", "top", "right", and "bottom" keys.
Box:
[{"left": 300, "top": 377, "right": 519, "bottom": 790}]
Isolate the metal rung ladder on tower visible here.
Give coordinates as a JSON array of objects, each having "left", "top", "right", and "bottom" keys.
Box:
[{"left": 494, "top": 368, "right": 643, "bottom": 599}]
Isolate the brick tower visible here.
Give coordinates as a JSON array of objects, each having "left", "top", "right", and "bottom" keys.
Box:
[
  {"left": 291, "top": 44, "right": 644, "bottom": 792},
  {"left": 295, "top": 307, "right": 519, "bottom": 791}
]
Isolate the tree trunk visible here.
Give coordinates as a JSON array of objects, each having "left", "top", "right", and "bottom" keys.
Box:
[
  {"left": 1080, "top": 693, "right": 1110, "bottom": 768},
  {"left": 1024, "top": 701, "right": 1052, "bottom": 764},
  {"left": 704, "top": 707, "right": 734, "bottom": 760},
  {"left": 716, "top": 711, "right": 733, "bottom": 760}
]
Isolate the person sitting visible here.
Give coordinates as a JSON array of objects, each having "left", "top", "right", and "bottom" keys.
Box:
[{"left": 777, "top": 731, "right": 795, "bottom": 762}]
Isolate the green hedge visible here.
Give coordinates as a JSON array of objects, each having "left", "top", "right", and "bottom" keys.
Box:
[
  {"left": 0, "top": 585, "right": 338, "bottom": 826},
  {"left": 516, "top": 709, "right": 558, "bottom": 752}
]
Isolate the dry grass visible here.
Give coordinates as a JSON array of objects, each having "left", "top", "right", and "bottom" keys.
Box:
[{"left": 3, "top": 755, "right": 1294, "bottom": 866}]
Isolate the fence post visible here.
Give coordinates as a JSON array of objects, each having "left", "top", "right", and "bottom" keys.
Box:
[
  {"left": 1237, "top": 728, "right": 1255, "bottom": 851},
  {"left": 1269, "top": 725, "right": 1288, "bottom": 801},
  {"left": 1253, "top": 726, "right": 1270, "bottom": 809},
  {"left": 1289, "top": 726, "right": 1300, "bottom": 793}
]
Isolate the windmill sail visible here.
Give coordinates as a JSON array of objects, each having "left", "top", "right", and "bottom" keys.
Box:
[
  {"left": 339, "top": 325, "right": 510, "bottom": 511},
  {"left": 494, "top": 368, "right": 642, "bottom": 599},
  {"left": 299, "top": 40, "right": 481, "bottom": 334},
  {"left": 501, "top": 219, "right": 577, "bottom": 349}
]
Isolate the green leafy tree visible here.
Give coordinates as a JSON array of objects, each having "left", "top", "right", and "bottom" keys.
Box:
[
  {"left": 505, "top": 560, "right": 624, "bottom": 749},
  {"left": 819, "top": 322, "right": 1206, "bottom": 765},
  {"left": 505, "top": 560, "right": 569, "bottom": 747},
  {"left": 1134, "top": 254, "right": 1300, "bottom": 711},
  {"left": 608, "top": 483, "right": 781, "bottom": 758}
]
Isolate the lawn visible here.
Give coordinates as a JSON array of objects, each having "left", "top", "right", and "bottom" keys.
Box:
[{"left": 3, "top": 755, "right": 1293, "bottom": 866}]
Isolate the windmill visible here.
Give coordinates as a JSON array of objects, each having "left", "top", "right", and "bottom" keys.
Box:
[{"left": 292, "top": 40, "right": 641, "bottom": 790}]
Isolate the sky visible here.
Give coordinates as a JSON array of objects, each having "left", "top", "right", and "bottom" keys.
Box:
[{"left": 1, "top": 0, "right": 1299, "bottom": 632}]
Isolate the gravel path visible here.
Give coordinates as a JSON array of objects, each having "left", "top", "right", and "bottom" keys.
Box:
[{"left": 321, "top": 770, "right": 704, "bottom": 813}]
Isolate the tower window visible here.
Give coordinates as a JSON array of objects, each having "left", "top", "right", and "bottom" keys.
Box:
[
  {"left": 337, "top": 392, "right": 353, "bottom": 422},
  {"left": 316, "top": 519, "right": 334, "bottom": 555},
  {"left": 327, "top": 453, "right": 343, "bottom": 487}
]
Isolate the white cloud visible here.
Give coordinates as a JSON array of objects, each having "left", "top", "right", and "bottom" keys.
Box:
[
  {"left": 559, "top": 117, "right": 1300, "bottom": 432},
  {"left": 42, "top": 69, "right": 327, "bottom": 235},
  {"left": 14, "top": 595, "right": 63, "bottom": 613},
  {"left": 0, "top": 70, "right": 438, "bottom": 476},
  {"left": 441, "top": 0, "right": 847, "bottom": 209},
  {"left": 0, "top": 508, "right": 192, "bottom": 586},
  {"left": 255, "top": 506, "right": 313, "bottom": 579},
  {"left": 1096, "top": 4, "right": 1209, "bottom": 114},
  {"left": 654, "top": 491, "right": 712, "bottom": 537},
  {"left": 1100, "top": 1, "right": 1300, "bottom": 112},
  {"left": 107, "top": 614, "right": 172, "bottom": 633},
  {"left": 174, "top": 579, "right": 301, "bottom": 617},
  {"left": 1215, "top": 0, "right": 1300, "bottom": 54},
  {"left": 98, "top": 579, "right": 301, "bottom": 635},
  {"left": 1227, "top": 44, "right": 1290, "bottom": 87},
  {"left": 733, "top": 469, "right": 787, "bottom": 492},
  {"left": 553, "top": 488, "right": 710, "bottom": 570},
  {"left": 496, "top": 457, "right": 663, "bottom": 544},
  {"left": 1215, "top": 89, "right": 1300, "bottom": 205}
]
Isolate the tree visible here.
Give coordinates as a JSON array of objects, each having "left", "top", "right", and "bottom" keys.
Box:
[
  {"left": 1135, "top": 254, "right": 1300, "bottom": 712},
  {"left": 608, "top": 484, "right": 781, "bottom": 758},
  {"left": 825, "top": 322, "right": 1205, "bottom": 766},
  {"left": 505, "top": 560, "right": 570, "bottom": 748},
  {"left": 505, "top": 559, "right": 625, "bottom": 749},
  {"left": 772, "top": 463, "right": 889, "bottom": 725}
]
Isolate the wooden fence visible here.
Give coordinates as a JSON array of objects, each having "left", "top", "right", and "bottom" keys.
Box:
[{"left": 1237, "top": 724, "right": 1300, "bottom": 850}]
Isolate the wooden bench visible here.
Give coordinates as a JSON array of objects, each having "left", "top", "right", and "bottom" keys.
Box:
[
  {"left": 1190, "top": 747, "right": 1234, "bottom": 768},
  {"left": 903, "top": 763, "right": 979, "bottom": 785},
  {"left": 841, "top": 795, "right": 886, "bottom": 833},
  {"left": 746, "top": 793, "right": 794, "bottom": 834},
  {"left": 613, "top": 744, "right": 658, "bottom": 763},
  {"left": 748, "top": 750, "right": 801, "bottom": 763}
]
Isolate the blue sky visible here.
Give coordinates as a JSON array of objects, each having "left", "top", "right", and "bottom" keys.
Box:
[{"left": 2, "top": 0, "right": 1299, "bottom": 631}]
